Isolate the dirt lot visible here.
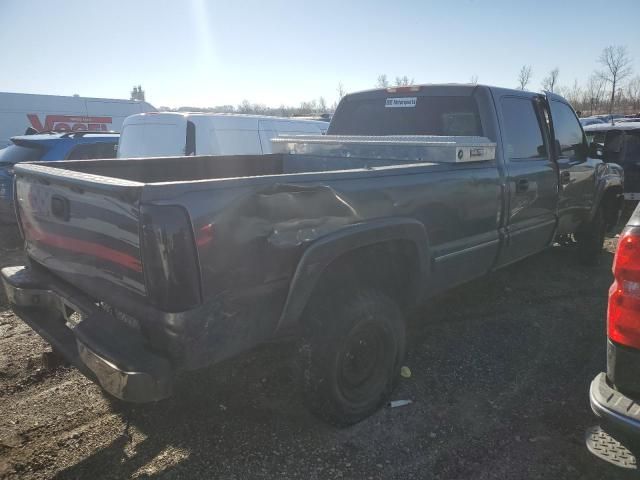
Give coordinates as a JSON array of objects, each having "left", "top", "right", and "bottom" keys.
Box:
[{"left": 0, "top": 223, "right": 637, "bottom": 479}]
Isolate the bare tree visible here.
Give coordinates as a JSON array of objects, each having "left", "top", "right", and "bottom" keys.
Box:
[
  {"left": 582, "top": 74, "right": 607, "bottom": 115},
  {"left": 238, "top": 99, "right": 252, "bottom": 114},
  {"left": 337, "top": 82, "right": 346, "bottom": 101},
  {"left": 627, "top": 76, "right": 640, "bottom": 112},
  {"left": 517, "top": 65, "right": 533, "bottom": 90},
  {"left": 376, "top": 74, "right": 390, "bottom": 88},
  {"left": 598, "top": 45, "right": 634, "bottom": 113},
  {"left": 558, "top": 80, "right": 583, "bottom": 108},
  {"left": 318, "top": 97, "right": 327, "bottom": 112},
  {"left": 541, "top": 68, "right": 560, "bottom": 92},
  {"left": 394, "top": 75, "right": 414, "bottom": 86},
  {"left": 130, "top": 85, "right": 145, "bottom": 101},
  {"left": 469, "top": 75, "right": 478, "bottom": 85}
]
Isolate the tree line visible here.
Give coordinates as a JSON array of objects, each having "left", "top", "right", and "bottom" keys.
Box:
[
  {"left": 157, "top": 83, "right": 346, "bottom": 117},
  {"left": 516, "top": 45, "right": 638, "bottom": 115},
  {"left": 155, "top": 44, "right": 638, "bottom": 118}
]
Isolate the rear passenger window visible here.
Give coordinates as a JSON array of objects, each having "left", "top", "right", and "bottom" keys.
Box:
[
  {"left": 549, "top": 100, "right": 587, "bottom": 161},
  {"left": 501, "top": 97, "right": 547, "bottom": 160}
]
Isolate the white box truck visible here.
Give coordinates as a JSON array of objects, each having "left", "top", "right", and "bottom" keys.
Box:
[{"left": 0, "top": 92, "right": 156, "bottom": 148}]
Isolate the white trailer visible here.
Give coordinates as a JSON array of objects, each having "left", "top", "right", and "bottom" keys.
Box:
[{"left": 0, "top": 92, "right": 156, "bottom": 148}]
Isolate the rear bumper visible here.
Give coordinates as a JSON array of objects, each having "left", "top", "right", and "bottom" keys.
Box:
[
  {"left": 590, "top": 372, "right": 640, "bottom": 439},
  {"left": 1, "top": 265, "right": 173, "bottom": 402}
]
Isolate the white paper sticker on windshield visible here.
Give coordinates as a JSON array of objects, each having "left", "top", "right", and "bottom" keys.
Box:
[{"left": 385, "top": 97, "right": 417, "bottom": 108}]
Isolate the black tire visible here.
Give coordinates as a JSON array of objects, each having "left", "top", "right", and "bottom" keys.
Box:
[
  {"left": 296, "top": 288, "right": 406, "bottom": 427},
  {"left": 575, "top": 207, "right": 605, "bottom": 265}
]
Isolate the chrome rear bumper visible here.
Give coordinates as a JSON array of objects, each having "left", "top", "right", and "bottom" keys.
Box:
[{"left": 1, "top": 265, "right": 173, "bottom": 403}]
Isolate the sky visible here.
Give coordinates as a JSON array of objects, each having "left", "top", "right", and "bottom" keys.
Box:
[{"left": 1, "top": 0, "right": 639, "bottom": 109}]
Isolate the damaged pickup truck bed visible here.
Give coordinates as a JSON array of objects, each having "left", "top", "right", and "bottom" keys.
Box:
[{"left": 2, "top": 84, "right": 624, "bottom": 426}]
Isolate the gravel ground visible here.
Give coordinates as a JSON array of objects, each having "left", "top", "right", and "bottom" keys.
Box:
[{"left": 0, "top": 223, "right": 637, "bottom": 479}]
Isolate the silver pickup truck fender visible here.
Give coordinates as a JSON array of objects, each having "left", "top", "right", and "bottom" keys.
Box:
[{"left": 276, "top": 218, "right": 431, "bottom": 332}]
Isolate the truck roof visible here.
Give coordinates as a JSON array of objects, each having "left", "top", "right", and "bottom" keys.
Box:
[{"left": 342, "top": 83, "right": 560, "bottom": 101}]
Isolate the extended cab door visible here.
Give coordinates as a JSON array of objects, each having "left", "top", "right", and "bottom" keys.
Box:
[
  {"left": 544, "top": 94, "right": 596, "bottom": 234},
  {"left": 496, "top": 94, "right": 558, "bottom": 266}
]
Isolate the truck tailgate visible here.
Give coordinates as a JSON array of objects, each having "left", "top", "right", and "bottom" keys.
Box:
[{"left": 14, "top": 163, "right": 146, "bottom": 297}]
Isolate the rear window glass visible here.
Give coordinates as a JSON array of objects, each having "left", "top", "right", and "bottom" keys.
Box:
[
  {"left": 118, "top": 123, "right": 187, "bottom": 158},
  {"left": 0, "top": 144, "right": 44, "bottom": 165},
  {"left": 328, "top": 95, "right": 483, "bottom": 136},
  {"left": 67, "top": 142, "right": 117, "bottom": 160}
]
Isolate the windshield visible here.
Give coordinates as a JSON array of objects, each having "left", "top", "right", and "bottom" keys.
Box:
[
  {"left": 328, "top": 95, "right": 483, "bottom": 136},
  {"left": 0, "top": 144, "right": 44, "bottom": 166}
]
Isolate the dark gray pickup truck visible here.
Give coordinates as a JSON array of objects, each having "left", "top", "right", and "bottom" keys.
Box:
[{"left": 2, "top": 84, "right": 624, "bottom": 425}]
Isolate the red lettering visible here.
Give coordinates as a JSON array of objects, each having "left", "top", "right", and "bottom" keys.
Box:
[
  {"left": 26, "top": 114, "right": 113, "bottom": 132},
  {"left": 27, "top": 114, "right": 44, "bottom": 131}
]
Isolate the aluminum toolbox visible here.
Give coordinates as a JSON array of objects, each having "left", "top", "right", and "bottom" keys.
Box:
[{"left": 271, "top": 135, "right": 496, "bottom": 163}]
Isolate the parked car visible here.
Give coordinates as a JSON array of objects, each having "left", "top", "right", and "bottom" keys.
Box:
[
  {"left": 2, "top": 84, "right": 623, "bottom": 426},
  {"left": 0, "top": 132, "right": 119, "bottom": 223},
  {"left": 580, "top": 117, "right": 606, "bottom": 127},
  {"left": 0, "top": 91, "right": 154, "bottom": 148},
  {"left": 116, "top": 112, "right": 329, "bottom": 159},
  {"left": 590, "top": 202, "right": 640, "bottom": 447},
  {"left": 584, "top": 122, "right": 640, "bottom": 200}
]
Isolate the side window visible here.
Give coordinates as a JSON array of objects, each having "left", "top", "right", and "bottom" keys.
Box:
[
  {"left": 500, "top": 97, "right": 547, "bottom": 160},
  {"left": 67, "top": 143, "right": 116, "bottom": 160},
  {"left": 549, "top": 100, "right": 587, "bottom": 161}
]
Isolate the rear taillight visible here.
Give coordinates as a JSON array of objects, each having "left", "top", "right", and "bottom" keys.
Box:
[
  {"left": 140, "top": 205, "right": 202, "bottom": 312},
  {"left": 609, "top": 228, "right": 640, "bottom": 348}
]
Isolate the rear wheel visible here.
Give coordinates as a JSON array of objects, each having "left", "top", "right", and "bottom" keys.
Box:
[
  {"left": 296, "top": 288, "right": 406, "bottom": 426},
  {"left": 575, "top": 207, "right": 605, "bottom": 265}
]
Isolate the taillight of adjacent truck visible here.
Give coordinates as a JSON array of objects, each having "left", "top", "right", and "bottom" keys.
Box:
[{"left": 609, "top": 228, "right": 640, "bottom": 349}]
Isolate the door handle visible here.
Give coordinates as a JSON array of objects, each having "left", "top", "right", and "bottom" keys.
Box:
[
  {"left": 560, "top": 171, "right": 571, "bottom": 185},
  {"left": 516, "top": 179, "right": 529, "bottom": 193}
]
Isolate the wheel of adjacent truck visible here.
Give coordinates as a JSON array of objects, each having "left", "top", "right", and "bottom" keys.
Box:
[
  {"left": 575, "top": 207, "right": 605, "bottom": 265},
  {"left": 296, "top": 288, "right": 406, "bottom": 427}
]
